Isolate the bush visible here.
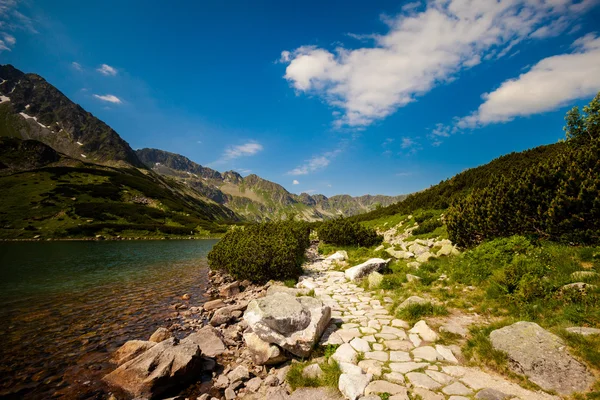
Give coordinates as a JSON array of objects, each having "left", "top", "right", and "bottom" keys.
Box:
[
  {"left": 207, "top": 221, "right": 310, "bottom": 283},
  {"left": 412, "top": 218, "right": 443, "bottom": 235},
  {"left": 318, "top": 218, "right": 382, "bottom": 247},
  {"left": 447, "top": 94, "right": 600, "bottom": 248}
]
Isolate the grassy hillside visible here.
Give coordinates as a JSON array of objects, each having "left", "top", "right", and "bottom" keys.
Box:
[{"left": 0, "top": 138, "right": 237, "bottom": 239}]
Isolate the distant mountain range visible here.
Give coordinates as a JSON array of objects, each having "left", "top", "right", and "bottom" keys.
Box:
[
  {"left": 136, "top": 148, "right": 406, "bottom": 221},
  {"left": 0, "top": 64, "right": 405, "bottom": 237}
]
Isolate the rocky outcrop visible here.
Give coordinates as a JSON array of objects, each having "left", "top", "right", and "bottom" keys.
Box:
[
  {"left": 103, "top": 337, "right": 209, "bottom": 399},
  {"left": 244, "top": 292, "right": 331, "bottom": 357},
  {"left": 489, "top": 321, "right": 594, "bottom": 395},
  {"left": 345, "top": 258, "right": 391, "bottom": 281}
]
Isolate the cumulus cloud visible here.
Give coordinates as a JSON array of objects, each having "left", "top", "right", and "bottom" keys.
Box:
[
  {"left": 288, "top": 148, "right": 342, "bottom": 175},
  {"left": 293, "top": 179, "right": 300, "bottom": 185},
  {"left": 93, "top": 94, "right": 122, "bottom": 104},
  {"left": 97, "top": 64, "right": 118, "bottom": 76},
  {"left": 455, "top": 33, "right": 600, "bottom": 129},
  {"left": 281, "top": 0, "right": 596, "bottom": 128},
  {"left": 223, "top": 142, "right": 263, "bottom": 160}
]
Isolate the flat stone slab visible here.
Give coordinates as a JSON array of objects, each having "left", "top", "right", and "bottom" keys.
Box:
[
  {"left": 406, "top": 372, "right": 443, "bottom": 390},
  {"left": 489, "top": 321, "right": 594, "bottom": 395},
  {"left": 365, "top": 380, "right": 408, "bottom": 396}
]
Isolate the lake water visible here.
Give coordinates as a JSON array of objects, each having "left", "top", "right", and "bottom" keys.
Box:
[{"left": 0, "top": 239, "right": 217, "bottom": 399}]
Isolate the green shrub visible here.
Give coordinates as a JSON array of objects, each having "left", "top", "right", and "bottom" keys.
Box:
[
  {"left": 318, "top": 217, "right": 382, "bottom": 247},
  {"left": 412, "top": 218, "right": 443, "bottom": 235},
  {"left": 208, "top": 221, "right": 310, "bottom": 283},
  {"left": 413, "top": 210, "right": 439, "bottom": 224},
  {"left": 450, "top": 236, "right": 535, "bottom": 284},
  {"left": 447, "top": 94, "right": 600, "bottom": 248}
]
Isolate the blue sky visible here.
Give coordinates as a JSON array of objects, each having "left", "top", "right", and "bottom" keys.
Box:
[{"left": 1, "top": 0, "right": 600, "bottom": 197}]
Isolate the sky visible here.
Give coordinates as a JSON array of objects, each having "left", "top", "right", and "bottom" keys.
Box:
[{"left": 1, "top": 0, "right": 600, "bottom": 197}]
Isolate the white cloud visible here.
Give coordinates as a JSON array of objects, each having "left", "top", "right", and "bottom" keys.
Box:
[
  {"left": 455, "top": 33, "right": 600, "bottom": 129},
  {"left": 97, "top": 64, "right": 118, "bottom": 76},
  {"left": 0, "top": 39, "right": 9, "bottom": 52},
  {"left": 293, "top": 179, "right": 300, "bottom": 185},
  {"left": 93, "top": 94, "right": 122, "bottom": 104},
  {"left": 2, "top": 32, "right": 15, "bottom": 45},
  {"left": 281, "top": 0, "right": 596, "bottom": 128},
  {"left": 401, "top": 137, "right": 415, "bottom": 149},
  {"left": 223, "top": 142, "right": 263, "bottom": 160},
  {"left": 288, "top": 148, "right": 342, "bottom": 175},
  {"left": 72, "top": 62, "right": 82, "bottom": 71}
]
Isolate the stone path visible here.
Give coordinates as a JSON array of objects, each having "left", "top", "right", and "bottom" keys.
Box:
[{"left": 296, "top": 247, "right": 560, "bottom": 400}]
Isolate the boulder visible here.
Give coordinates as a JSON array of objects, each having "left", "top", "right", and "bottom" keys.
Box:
[
  {"left": 397, "top": 296, "right": 428, "bottom": 310},
  {"left": 210, "top": 301, "right": 248, "bottom": 326},
  {"left": 368, "top": 272, "right": 384, "bottom": 289},
  {"left": 111, "top": 340, "right": 156, "bottom": 366},
  {"left": 406, "top": 274, "right": 421, "bottom": 283},
  {"left": 244, "top": 292, "right": 331, "bottom": 357},
  {"left": 386, "top": 248, "right": 414, "bottom": 259},
  {"left": 489, "top": 321, "right": 594, "bottom": 394},
  {"left": 326, "top": 250, "right": 348, "bottom": 262},
  {"left": 408, "top": 243, "right": 429, "bottom": 256},
  {"left": 219, "top": 281, "right": 240, "bottom": 298},
  {"left": 407, "top": 261, "right": 421, "bottom": 269},
  {"left": 243, "top": 332, "right": 289, "bottom": 365},
  {"left": 560, "top": 282, "right": 597, "bottom": 294},
  {"left": 409, "top": 321, "right": 438, "bottom": 342},
  {"left": 183, "top": 325, "right": 226, "bottom": 357},
  {"left": 103, "top": 337, "right": 205, "bottom": 399},
  {"left": 149, "top": 327, "right": 172, "bottom": 343},
  {"left": 416, "top": 252, "right": 434, "bottom": 263},
  {"left": 345, "top": 258, "right": 391, "bottom": 281},
  {"left": 436, "top": 244, "right": 455, "bottom": 257}
]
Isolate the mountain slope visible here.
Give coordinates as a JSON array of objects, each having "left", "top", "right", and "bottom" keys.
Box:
[
  {"left": 0, "top": 64, "right": 143, "bottom": 167},
  {"left": 136, "top": 148, "right": 407, "bottom": 221},
  {"left": 0, "top": 137, "right": 237, "bottom": 239},
  {"left": 352, "top": 142, "right": 566, "bottom": 223}
]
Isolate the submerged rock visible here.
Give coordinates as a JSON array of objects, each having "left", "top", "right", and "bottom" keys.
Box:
[{"left": 489, "top": 321, "right": 594, "bottom": 395}]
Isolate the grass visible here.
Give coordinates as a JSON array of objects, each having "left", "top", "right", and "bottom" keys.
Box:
[
  {"left": 0, "top": 166, "right": 232, "bottom": 239},
  {"left": 286, "top": 359, "right": 342, "bottom": 391},
  {"left": 396, "top": 302, "right": 448, "bottom": 324}
]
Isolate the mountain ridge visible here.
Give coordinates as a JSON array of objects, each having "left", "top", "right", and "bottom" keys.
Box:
[{"left": 135, "top": 147, "right": 407, "bottom": 221}]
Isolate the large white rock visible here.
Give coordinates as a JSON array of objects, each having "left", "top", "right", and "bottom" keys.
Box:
[
  {"left": 408, "top": 243, "right": 429, "bottom": 256},
  {"left": 332, "top": 343, "right": 358, "bottom": 364},
  {"left": 409, "top": 320, "right": 438, "bottom": 342},
  {"left": 489, "top": 321, "right": 594, "bottom": 395},
  {"left": 327, "top": 250, "right": 348, "bottom": 261},
  {"left": 244, "top": 292, "right": 331, "bottom": 357},
  {"left": 345, "top": 258, "right": 391, "bottom": 281},
  {"left": 338, "top": 373, "right": 372, "bottom": 400}
]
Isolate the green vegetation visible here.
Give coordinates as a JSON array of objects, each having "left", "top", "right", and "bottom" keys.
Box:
[
  {"left": 396, "top": 302, "right": 448, "bottom": 324},
  {"left": 286, "top": 359, "right": 342, "bottom": 391},
  {"left": 207, "top": 221, "right": 310, "bottom": 283},
  {"left": 0, "top": 164, "right": 235, "bottom": 239},
  {"left": 318, "top": 217, "right": 382, "bottom": 247},
  {"left": 447, "top": 93, "right": 600, "bottom": 247}
]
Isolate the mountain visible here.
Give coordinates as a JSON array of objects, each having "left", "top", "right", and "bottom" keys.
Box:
[
  {"left": 0, "top": 64, "right": 143, "bottom": 167},
  {"left": 136, "top": 148, "right": 407, "bottom": 221},
  {"left": 0, "top": 64, "right": 406, "bottom": 238}
]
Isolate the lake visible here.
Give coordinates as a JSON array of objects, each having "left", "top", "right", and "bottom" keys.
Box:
[{"left": 0, "top": 239, "right": 217, "bottom": 399}]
